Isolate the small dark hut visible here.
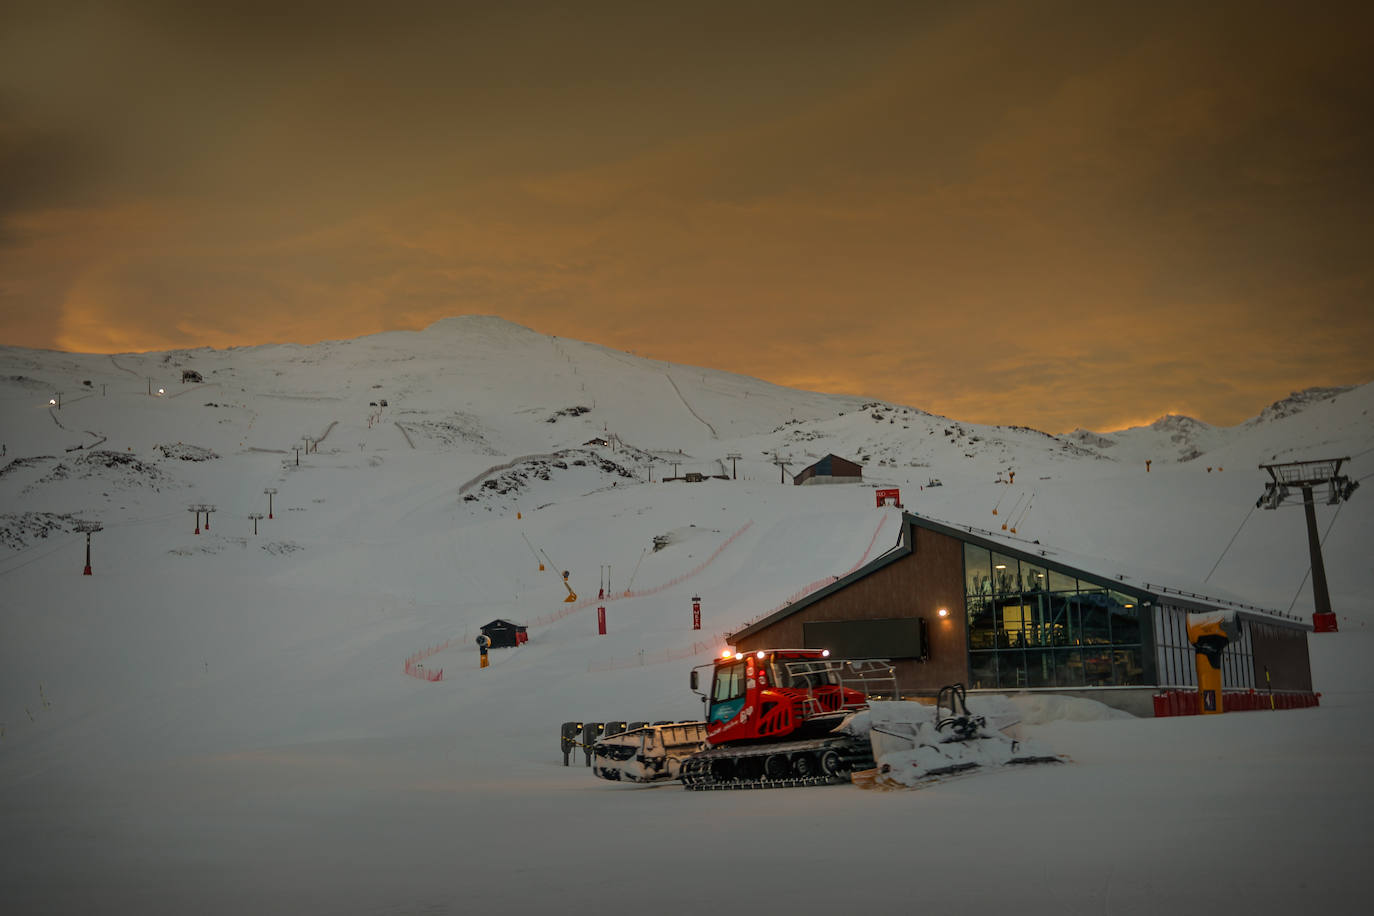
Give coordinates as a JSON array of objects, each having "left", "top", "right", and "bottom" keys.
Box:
[{"left": 480, "top": 619, "right": 529, "bottom": 649}]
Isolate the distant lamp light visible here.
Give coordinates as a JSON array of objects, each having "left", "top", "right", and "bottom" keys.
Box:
[
  {"left": 937, "top": 607, "right": 950, "bottom": 618},
  {"left": 157, "top": 388, "right": 165, "bottom": 396},
  {"left": 994, "top": 564, "right": 1007, "bottom": 570}
]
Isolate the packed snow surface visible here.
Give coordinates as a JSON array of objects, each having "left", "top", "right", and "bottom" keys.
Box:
[{"left": 1, "top": 316, "right": 1370, "bottom": 914}]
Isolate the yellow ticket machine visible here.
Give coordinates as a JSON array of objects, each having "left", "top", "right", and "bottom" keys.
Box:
[{"left": 1187, "top": 613, "right": 1239, "bottom": 714}]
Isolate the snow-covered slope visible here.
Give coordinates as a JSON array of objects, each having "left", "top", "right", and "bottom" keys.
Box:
[{"left": 1, "top": 315, "right": 1370, "bottom": 914}]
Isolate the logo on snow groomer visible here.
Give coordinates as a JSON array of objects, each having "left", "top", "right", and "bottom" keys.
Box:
[{"left": 709, "top": 698, "right": 745, "bottom": 727}]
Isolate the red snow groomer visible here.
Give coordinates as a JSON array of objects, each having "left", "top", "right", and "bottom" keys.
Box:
[
  {"left": 591, "top": 648, "right": 896, "bottom": 789},
  {"left": 698, "top": 648, "right": 872, "bottom": 744},
  {"left": 681, "top": 648, "right": 895, "bottom": 788}
]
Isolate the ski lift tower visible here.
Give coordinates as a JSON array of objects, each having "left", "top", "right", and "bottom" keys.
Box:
[{"left": 1256, "top": 457, "right": 1359, "bottom": 632}]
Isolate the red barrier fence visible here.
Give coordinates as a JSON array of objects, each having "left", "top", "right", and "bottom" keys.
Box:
[
  {"left": 403, "top": 639, "right": 452, "bottom": 682},
  {"left": 1152, "top": 688, "right": 1321, "bottom": 717},
  {"left": 733, "top": 514, "right": 894, "bottom": 634},
  {"left": 405, "top": 513, "right": 896, "bottom": 683},
  {"left": 528, "top": 521, "right": 754, "bottom": 627},
  {"left": 587, "top": 636, "right": 734, "bottom": 672}
]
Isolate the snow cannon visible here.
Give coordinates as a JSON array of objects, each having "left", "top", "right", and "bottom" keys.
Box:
[{"left": 1187, "top": 612, "right": 1239, "bottom": 714}]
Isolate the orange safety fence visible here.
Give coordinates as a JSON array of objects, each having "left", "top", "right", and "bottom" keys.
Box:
[
  {"left": 528, "top": 521, "right": 754, "bottom": 627},
  {"left": 732, "top": 513, "right": 894, "bottom": 634},
  {"left": 403, "top": 638, "right": 452, "bottom": 682},
  {"left": 586, "top": 514, "right": 895, "bottom": 673},
  {"left": 587, "top": 635, "right": 734, "bottom": 672},
  {"left": 405, "top": 513, "right": 895, "bottom": 682}
]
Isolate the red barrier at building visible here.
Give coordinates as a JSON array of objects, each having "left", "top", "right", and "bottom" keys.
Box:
[{"left": 1152, "top": 688, "right": 1320, "bottom": 716}]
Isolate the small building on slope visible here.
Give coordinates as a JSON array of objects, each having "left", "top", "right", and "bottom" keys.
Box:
[
  {"left": 479, "top": 619, "right": 529, "bottom": 649},
  {"left": 793, "top": 454, "right": 863, "bottom": 486}
]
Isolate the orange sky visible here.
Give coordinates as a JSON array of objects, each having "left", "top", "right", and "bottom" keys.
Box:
[{"left": 2, "top": 1, "right": 1371, "bottom": 432}]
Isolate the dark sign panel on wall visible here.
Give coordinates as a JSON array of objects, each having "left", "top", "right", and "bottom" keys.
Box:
[{"left": 803, "top": 618, "right": 926, "bottom": 660}]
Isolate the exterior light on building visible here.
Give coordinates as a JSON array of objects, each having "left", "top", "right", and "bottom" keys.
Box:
[{"left": 938, "top": 608, "right": 950, "bottom": 618}]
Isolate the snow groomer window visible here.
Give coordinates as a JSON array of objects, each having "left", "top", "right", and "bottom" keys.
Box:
[{"left": 713, "top": 662, "right": 746, "bottom": 702}]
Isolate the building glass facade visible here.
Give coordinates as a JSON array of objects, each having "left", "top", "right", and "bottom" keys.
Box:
[{"left": 964, "top": 541, "right": 1147, "bottom": 690}]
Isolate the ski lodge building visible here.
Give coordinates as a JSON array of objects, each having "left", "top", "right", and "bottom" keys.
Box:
[{"left": 726, "top": 512, "right": 1317, "bottom": 716}]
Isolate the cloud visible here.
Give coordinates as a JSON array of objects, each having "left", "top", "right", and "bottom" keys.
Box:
[{"left": 0, "top": 1, "right": 1371, "bottom": 431}]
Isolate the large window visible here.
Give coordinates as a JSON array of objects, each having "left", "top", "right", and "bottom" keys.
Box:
[{"left": 964, "top": 542, "right": 1146, "bottom": 689}]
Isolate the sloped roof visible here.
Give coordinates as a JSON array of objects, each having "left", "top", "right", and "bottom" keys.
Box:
[
  {"left": 798, "top": 454, "right": 863, "bottom": 477},
  {"left": 728, "top": 511, "right": 1308, "bottom": 643}
]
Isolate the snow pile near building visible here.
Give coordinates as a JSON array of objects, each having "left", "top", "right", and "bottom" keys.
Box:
[
  {"left": 845, "top": 698, "right": 1061, "bottom": 789},
  {"left": 1002, "top": 692, "right": 1136, "bottom": 725}
]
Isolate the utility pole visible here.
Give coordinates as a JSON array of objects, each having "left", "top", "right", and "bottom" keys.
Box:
[
  {"left": 264, "top": 487, "right": 277, "bottom": 519},
  {"left": 75, "top": 521, "right": 102, "bottom": 575},
  {"left": 726, "top": 452, "right": 741, "bottom": 480},
  {"left": 1256, "top": 458, "right": 1360, "bottom": 632}
]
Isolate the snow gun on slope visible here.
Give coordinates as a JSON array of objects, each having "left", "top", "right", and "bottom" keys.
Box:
[{"left": 590, "top": 651, "right": 1059, "bottom": 790}]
